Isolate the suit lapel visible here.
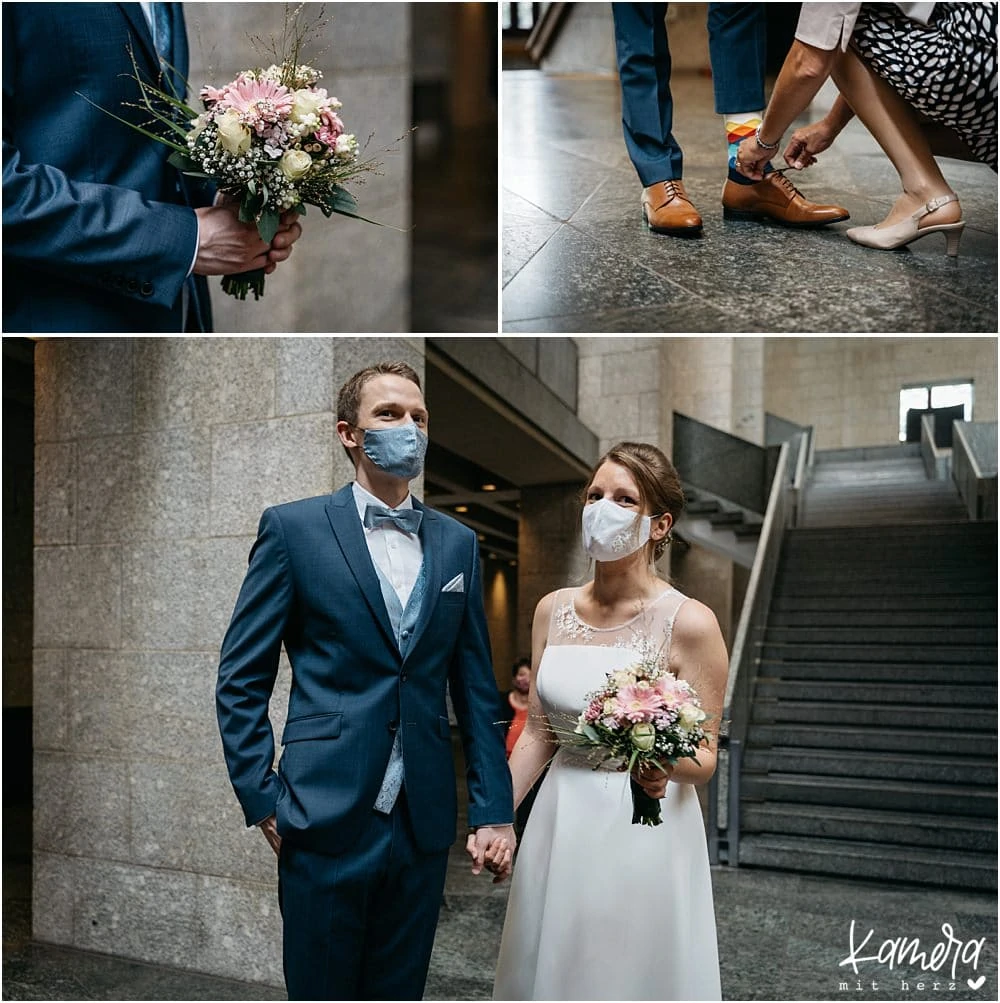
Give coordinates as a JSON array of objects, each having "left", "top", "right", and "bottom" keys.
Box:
[
  {"left": 117, "top": 3, "right": 161, "bottom": 82},
  {"left": 403, "top": 500, "right": 443, "bottom": 663},
  {"left": 325, "top": 487, "right": 397, "bottom": 653}
]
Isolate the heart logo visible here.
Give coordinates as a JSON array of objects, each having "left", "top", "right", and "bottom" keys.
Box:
[{"left": 968, "top": 976, "right": 985, "bottom": 990}]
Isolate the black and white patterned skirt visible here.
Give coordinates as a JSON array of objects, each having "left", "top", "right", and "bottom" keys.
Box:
[{"left": 851, "top": 2, "right": 998, "bottom": 170}]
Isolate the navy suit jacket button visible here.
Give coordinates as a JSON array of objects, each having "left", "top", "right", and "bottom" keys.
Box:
[
  {"left": 126, "top": 278, "right": 139, "bottom": 293},
  {"left": 140, "top": 281, "right": 154, "bottom": 297},
  {"left": 388, "top": 721, "right": 398, "bottom": 733}
]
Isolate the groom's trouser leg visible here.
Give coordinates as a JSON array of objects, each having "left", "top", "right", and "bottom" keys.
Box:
[
  {"left": 707, "top": 2, "right": 767, "bottom": 113},
  {"left": 612, "top": 3, "right": 683, "bottom": 186},
  {"left": 278, "top": 792, "right": 449, "bottom": 1001}
]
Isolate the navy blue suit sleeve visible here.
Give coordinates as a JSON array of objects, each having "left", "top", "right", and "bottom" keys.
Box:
[
  {"left": 217, "top": 508, "right": 294, "bottom": 828},
  {"left": 1, "top": 142, "right": 198, "bottom": 311},
  {"left": 1, "top": 5, "right": 199, "bottom": 311},
  {"left": 448, "top": 535, "right": 515, "bottom": 829}
]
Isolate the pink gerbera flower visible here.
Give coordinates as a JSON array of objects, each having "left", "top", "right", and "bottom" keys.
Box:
[
  {"left": 218, "top": 75, "right": 294, "bottom": 131},
  {"left": 617, "top": 683, "right": 664, "bottom": 723}
]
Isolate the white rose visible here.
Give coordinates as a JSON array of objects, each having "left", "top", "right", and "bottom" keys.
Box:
[
  {"left": 678, "top": 704, "right": 705, "bottom": 731},
  {"left": 291, "top": 88, "right": 326, "bottom": 126},
  {"left": 216, "top": 109, "right": 251, "bottom": 156},
  {"left": 334, "top": 133, "right": 358, "bottom": 158},
  {"left": 630, "top": 722, "right": 657, "bottom": 752},
  {"left": 280, "top": 149, "right": 313, "bottom": 181},
  {"left": 187, "top": 112, "right": 210, "bottom": 142}
]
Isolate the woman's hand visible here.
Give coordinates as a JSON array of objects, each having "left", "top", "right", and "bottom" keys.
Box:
[
  {"left": 784, "top": 119, "right": 838, "bottom": 170},
  {"left": 734, "top": 134, "right": 773, "bottom": 181},
  {"left": 630, "top": 759, "right": 674, "bottom": 800}
]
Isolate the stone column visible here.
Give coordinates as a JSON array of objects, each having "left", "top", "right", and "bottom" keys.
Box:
[
  {"left": 185, "top": 3, "right": 413, "bottom": 332},
  {"left": 517, "top": 485, "right": 590, "bottom": 658},
  {"left": 32, "top": 336, "right": 422, "bottom": 985}
]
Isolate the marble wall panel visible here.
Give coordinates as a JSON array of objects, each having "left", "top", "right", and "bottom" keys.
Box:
[
  {"left": 210, "top": 415, "right": 336, "bottom": 536},
  {"left": 197, "top": 873, "right": 283, "bottom": 986},
  {"left": 32, "top": 649, "right": 69, "bottom": 752},
  {"left": 34, "top": 441, "right": 75, "bottom": 546},
  {"left": 33, "top": 545, "right": 121, "bottom": 649},
  {"left": 31, "top": 851, "right": 75, "bottom": 945},
  {"left": 33, "top": 754, "right": 130, "bottom": 860},
  {"left": 120, "top": 537, "right": 252, "bottom": 651},
  {"left": 66, "top": 651, "right": 131, "bottom": 755},
  {"left": 33, "top": 339, "right": 133, "bottom": 443},
  {"left": 275, "top": 338, "right": 336, "bottom": 417},
  {"left": 70, "top": 860, "right": 204, "bottom": 968}
]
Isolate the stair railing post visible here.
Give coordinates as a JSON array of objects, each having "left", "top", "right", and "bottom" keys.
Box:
[{"left": 728, "top": 737, "right": 742, "bottom": 866}]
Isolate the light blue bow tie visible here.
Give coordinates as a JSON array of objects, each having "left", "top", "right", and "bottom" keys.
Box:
[{"left": 363, "top": 503, "right": 422, "bottom": 535}]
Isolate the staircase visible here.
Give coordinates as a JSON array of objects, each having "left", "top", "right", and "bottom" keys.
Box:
[
  {"left": 678, "top": 487, "right": 762, "bottom": 569},
  {"left": 738, "top": 447, "right": 998, "bottom": 889}
]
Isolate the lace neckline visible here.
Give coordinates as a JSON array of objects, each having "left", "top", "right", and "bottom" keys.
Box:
[{"left": 568, "top": 586, "right": 676, "bottom": 633}]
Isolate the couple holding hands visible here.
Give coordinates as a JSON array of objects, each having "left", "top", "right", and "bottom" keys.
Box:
[{"left": 217, "top": 361, "right": 729, "bottom": 1000}]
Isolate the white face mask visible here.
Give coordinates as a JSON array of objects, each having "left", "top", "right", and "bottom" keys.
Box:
[{"left": 581, "top": 498, "right": 652, "bottom": 563}]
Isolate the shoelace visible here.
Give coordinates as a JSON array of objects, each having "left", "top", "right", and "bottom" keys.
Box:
[
  {"left": 764, "top": 168, "right": 804, "bottom": 200},
  {"left": 660, "top": 180, "right": 690, "bottom": 206}
]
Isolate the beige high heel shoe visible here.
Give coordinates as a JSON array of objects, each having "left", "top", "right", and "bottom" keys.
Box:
[{"left": 846, "top": 193, "right": 965, "bottom": 257}]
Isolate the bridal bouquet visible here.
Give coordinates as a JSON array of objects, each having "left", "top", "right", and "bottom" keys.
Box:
[
  {"left": 568, "top": 658, "right": 709, "bottom": 826},
  {"left": 94, "top": 6, "right": 387, "bottom": 300}
]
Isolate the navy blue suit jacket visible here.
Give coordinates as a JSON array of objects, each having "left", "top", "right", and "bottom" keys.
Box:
[
  {"left": 216, "top": 485, "right": 514, "bottom": 856},
  {"left": 2, "top": 3, "right": 212, "bottom": 332}
]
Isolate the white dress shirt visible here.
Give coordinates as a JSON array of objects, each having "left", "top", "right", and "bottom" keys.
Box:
[{"left": 352, "top": 482, "right": 423, "bottom": 609}]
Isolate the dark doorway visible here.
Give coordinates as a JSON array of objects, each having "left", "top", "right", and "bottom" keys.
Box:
[{"left": 2, "top": 337, "right": 35, "bottom": 958}]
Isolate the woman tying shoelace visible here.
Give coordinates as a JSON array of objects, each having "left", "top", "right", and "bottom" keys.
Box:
[{"left": 734, "top": 2, "right": 997, "bottom": 257}]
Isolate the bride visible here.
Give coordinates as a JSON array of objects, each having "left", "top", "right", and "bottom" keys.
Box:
[{"left": 492, "top": 442, "right": 729, "bottom": 1001}]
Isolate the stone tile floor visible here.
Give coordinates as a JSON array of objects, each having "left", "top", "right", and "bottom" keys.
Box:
[
  {"left": 5, "top": 796, "right": 997, "bottom": 1001},
  {"left": 502, "top": 70, "right": 999, "bottom": 333}
]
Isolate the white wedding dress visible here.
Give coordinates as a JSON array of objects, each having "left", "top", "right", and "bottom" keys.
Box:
[{"left": 494, "top": 587, "right": 721, "bottom": 1001}]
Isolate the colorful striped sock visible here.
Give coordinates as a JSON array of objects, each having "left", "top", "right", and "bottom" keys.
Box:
[{"left": 724, "top": 111, "right": 770, "bottom": 184}]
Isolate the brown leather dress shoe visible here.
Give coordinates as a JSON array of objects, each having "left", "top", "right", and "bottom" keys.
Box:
[
  {"left": 642, "top": 180, "right": 703, "bottom": 235},
  {"left": 722, "top": 170, "right": 850, "bottom": 228}
]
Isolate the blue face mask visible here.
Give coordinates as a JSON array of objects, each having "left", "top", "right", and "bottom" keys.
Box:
[{"left": 361, "top": 422, "right": 428, "bottom": 480}]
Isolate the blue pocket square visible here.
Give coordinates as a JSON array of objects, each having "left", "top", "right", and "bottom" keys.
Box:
[{"left": 442, "top": 573, "right": 465, "bottom": 593}]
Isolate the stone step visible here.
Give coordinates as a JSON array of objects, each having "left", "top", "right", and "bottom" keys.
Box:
[
  {"left": 764, "top": 625, "right": 995, "bottom": 646},
  {"left": 733, "top": 522, "right": 762, "bottom": 539},
  {"left": 708, "top": 509, "right": 744, "bottom": 526},
  {"left": 753, "top": 679, "right": 996, "bottom": 707},
  {"left": 743, "top": 746, "right": 997, "bottom": 785},
  {"left": 739, "top": 802, "right": 998, "bottom": 853},
  {"left": 768, "top": 594, "right": 997, "bottom": 612},
  {"left": 814, "top": 444, "right": 922, "bottom": 463},
  {"left": 736, "top": 834, "right": 997, "bottom": 890},
  {"left": 756, "top": 660, "right": 997, "bottom": 684},
  {"left": 685, "top": 500, "right": 721, "bottom": 515},
  {"left": 760, "top": 642, "right": 994, "bottom": 664},
  {"left": 749, "top": 698, "right": 996, "bottom": 731},
  {"left": 747, "top": 722, "right": 997, "bottom": 758},
  {"left": 770, "top": 579, "right": 994, "bottom": 597},
  {"left": 740, "top": 773, "right": 995, "bottom": 817},
  {"left": 767, "top": 610, "right": 996, "bottom": 627}
]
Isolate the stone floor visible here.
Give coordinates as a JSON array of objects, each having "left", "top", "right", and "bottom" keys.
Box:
[
  {"left": 502, "top": 70, "right": 999, "bottom": 333},
  {"left": 4, "top": 796, "right": 997, "bottom": 1001}
]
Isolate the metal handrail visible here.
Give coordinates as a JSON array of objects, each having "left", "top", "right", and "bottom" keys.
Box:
[{"left": 708, "top": 431, "right": 804, "bottom": 866}]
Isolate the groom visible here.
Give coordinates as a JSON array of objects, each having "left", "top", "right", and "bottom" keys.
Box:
[
  {"left": 2, "top": 2, "right": 301, "bottom": 332},
  {"left": 217, "top": 361, "right": 515, "bottom": 1000}
]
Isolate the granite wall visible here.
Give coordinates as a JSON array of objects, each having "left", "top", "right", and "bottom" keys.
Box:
[
  {"left": 185, "top": 3, "right": 413, "bottom": 333},
  {"left": 32, "top": 337, "right": 423, "bottom": 985},
  {"left": 764, "top": 337, "right": 999, "bottom": 448}
]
